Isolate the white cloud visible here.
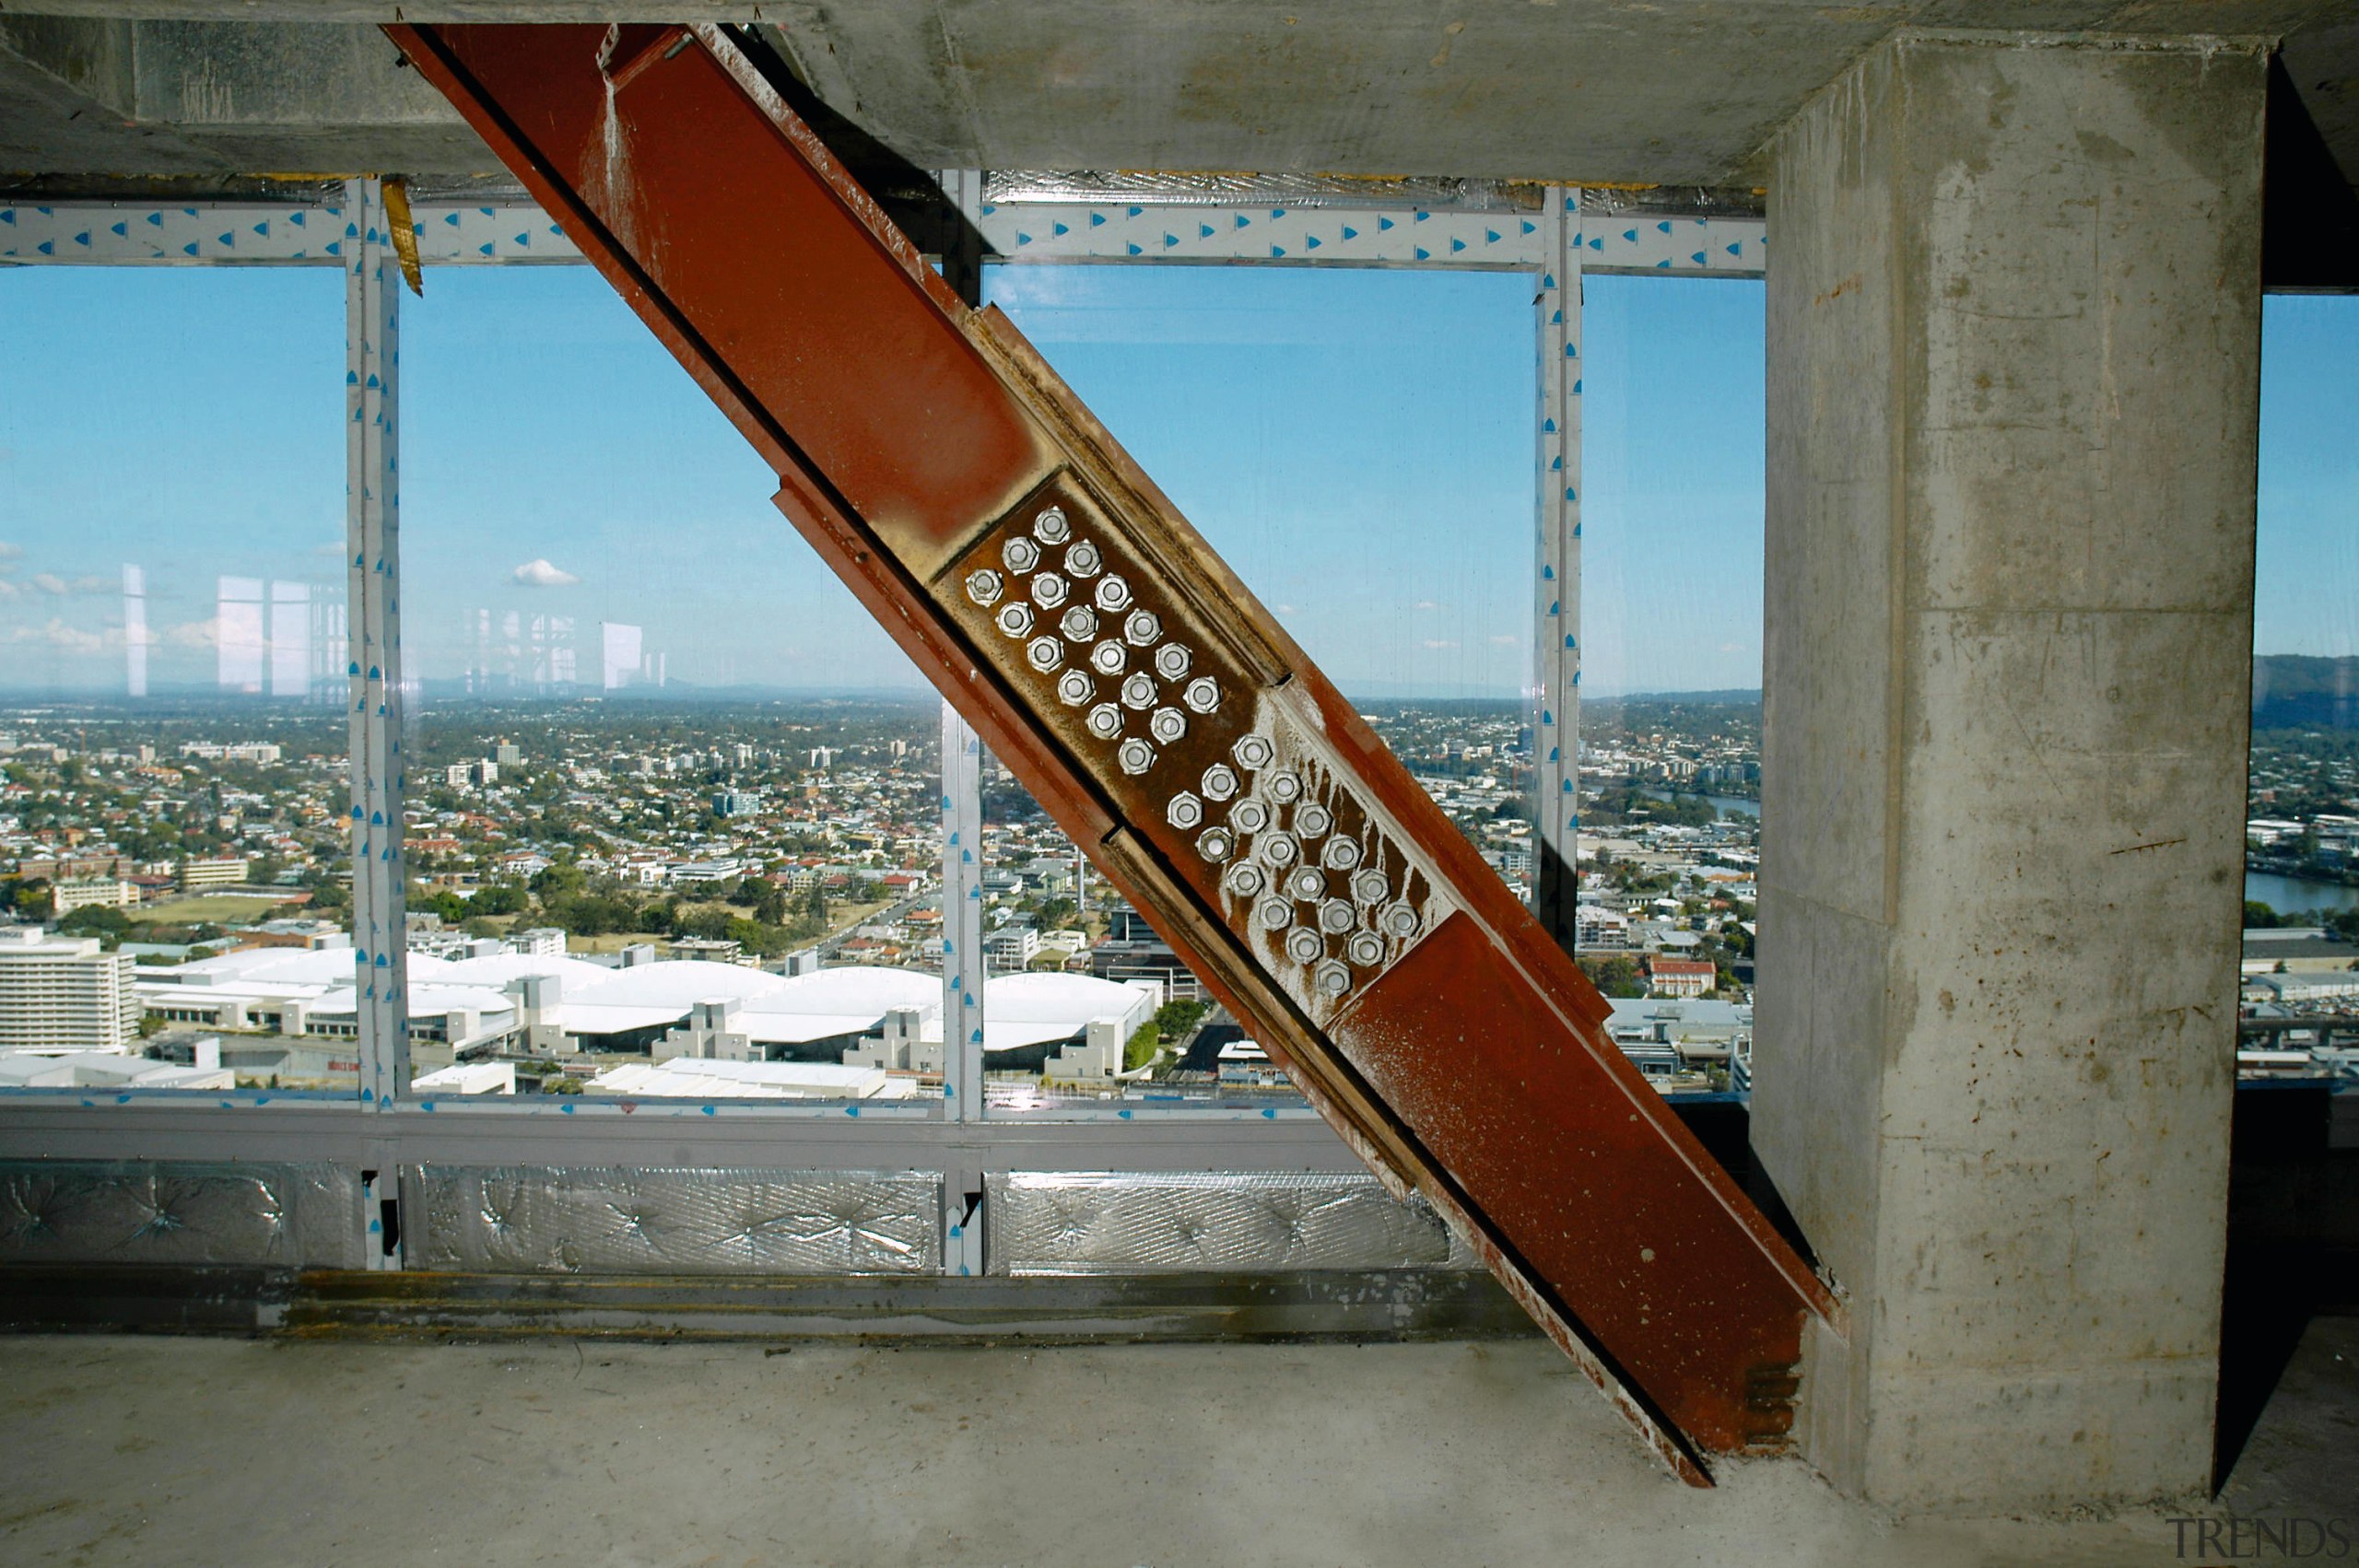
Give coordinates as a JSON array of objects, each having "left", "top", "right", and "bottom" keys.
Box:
[
  {"left": 2, "top": 617, "right": 107, "bottom": 654},
  {"left": 1421, "top": 638, "right": 1458, "bottom": 649},
  {"left": 0, "top": 542, "right": 21, "bottom": 562},
  {"left": 0, "top": 579, "right": 17, "bottom": 601},
  {"left": 1487, "top": 634, "right": 1522, "bottom": 647},
  {"left": 1273, "top": 603, "right": 1298, "bottom": 615},
  {"left": 1413, "top": 600, "right": 1442, "bottom": 612},
  {"left": 511, "top": 558, "right": 582, "bottom": 588},
  {"left": 24, "top": 572, "right": 111, "bottom": 597},
  {"left": 160, "top": 617, "right": 220, "bottom": 649}
]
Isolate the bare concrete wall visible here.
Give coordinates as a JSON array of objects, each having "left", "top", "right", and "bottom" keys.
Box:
[{"left": 1755, "top": 29, "right": 2266, "bottom": 1512}]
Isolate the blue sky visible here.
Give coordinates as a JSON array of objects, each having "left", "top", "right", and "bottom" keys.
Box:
[{"left": 0, "top": 262, "right": 2351, "bottom": 697}]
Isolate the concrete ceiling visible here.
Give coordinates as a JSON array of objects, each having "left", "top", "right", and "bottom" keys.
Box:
[{"left": 2, "top": 3, "right": 2355, "bottom": 201}]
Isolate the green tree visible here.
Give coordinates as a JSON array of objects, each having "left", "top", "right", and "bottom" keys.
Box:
[
  {"left": 470, "top": 882, "right": 527, "bottom": 917},
  {"left": 532, "top": 860, "right": 589, "bottom": 899},
  {"left": 58, "top": 904, "right": 133, "bottom": 943},
  {"left": 1578, "top": 954, "right": 1648, "bottom": 999}
]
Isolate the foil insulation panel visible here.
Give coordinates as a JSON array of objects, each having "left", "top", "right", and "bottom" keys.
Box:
[
  {"left": 0, "top": 1159, "right": 363, "bottom": 1270},
  {"left": 404, "top": 1165, "right": 943, "bottom": 1276},
  {"left": 986, "top": 1170, "right": 1478, "bottom": 1276}
]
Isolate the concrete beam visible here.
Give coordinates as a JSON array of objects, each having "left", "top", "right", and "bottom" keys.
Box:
[
  {"left": 3, "top": 6, "right": 2355, "bottom": 198},
  {"left": 1753, "top": 29, "right": 2265, "bottom": 1512}
]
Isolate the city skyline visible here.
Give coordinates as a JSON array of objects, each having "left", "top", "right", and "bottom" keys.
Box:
[{"left": 2, "top": 267, "right": 2353, "bottom": 696}]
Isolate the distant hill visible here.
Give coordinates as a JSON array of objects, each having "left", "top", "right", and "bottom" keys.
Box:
[
  {"left": 1601, "top": 689, "right": 1762, "bottom": 707},
  {"left": 2253, "top": 656, "right": 2359, "bottom": 731}
]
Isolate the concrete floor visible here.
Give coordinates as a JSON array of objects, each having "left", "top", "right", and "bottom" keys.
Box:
[{"left": 1, "top": 1324, "right": 2351, "bottom": 1567}]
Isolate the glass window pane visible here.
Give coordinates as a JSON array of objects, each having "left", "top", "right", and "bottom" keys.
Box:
[
  {"left": 399, "top": 267, "right": 941, "bottom": 1106},
  {"left": 2243, "top": 294, "right": 2359, "bottom": 1055},
  {"left": 1577, "top": 275, "right": 1766, "bottom": 1091},
  {"left": 0, "top": 268, "right": 358, "bottom": 1096}
]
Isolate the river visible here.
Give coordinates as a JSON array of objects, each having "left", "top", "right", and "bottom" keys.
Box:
[
  {"left": 1635, "top": 786, "right": 1759, "bottom": 819},
  {"left": 2245, "top": 872, "right": 2359, "bottom": 917}
]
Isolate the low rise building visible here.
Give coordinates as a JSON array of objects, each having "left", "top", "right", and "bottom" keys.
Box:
[
  {"left": 1644, "top": 955, "right": 1718, "bottom": 999},
  {"left": 178, "top": 857, "right": 249, "bottom": 892},
  {"left": 53, "top": 877, "right": 138, "bottom": 914}
]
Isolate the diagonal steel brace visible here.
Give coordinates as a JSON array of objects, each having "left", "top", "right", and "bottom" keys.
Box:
[{"left": 387, "top": 19, "right": 1841, "bottom": 1484}]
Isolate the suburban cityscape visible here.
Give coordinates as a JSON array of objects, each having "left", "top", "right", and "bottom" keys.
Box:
[{"left": 2, "top": 668, "right": 2354, "bottom": 1103}]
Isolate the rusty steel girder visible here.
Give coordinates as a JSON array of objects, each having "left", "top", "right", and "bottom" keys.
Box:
[{"left": 387, "top": 20, "right": 1839, "bottom": 1482}]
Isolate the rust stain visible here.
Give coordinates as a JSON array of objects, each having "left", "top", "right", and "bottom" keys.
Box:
[{"left": 2107, "top": 837, "right": 2186, "bottom": 855}]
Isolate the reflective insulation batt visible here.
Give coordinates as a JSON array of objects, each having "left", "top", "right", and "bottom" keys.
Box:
[
  {"left": 403, "top": 1165, "right": 943, "bottom": 1274},
  {"left": 985, "top": 1170, "right": 1479, "bottom": 1276},
  {"left": 0, "top": 1160, "right": 364, "bottom": 1270}
]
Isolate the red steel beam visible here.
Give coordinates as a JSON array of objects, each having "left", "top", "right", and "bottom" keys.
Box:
[{"left": 387, "top": 19, "right": 1840, "bottom": 1482}]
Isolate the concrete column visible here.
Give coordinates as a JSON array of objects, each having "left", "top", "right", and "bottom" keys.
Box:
[{"left": 1753, "top": 31, "right": 2266, "bottom": 1512}]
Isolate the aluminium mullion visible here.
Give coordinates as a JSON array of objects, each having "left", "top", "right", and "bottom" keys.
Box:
[
  {"left": 1532, "top": 187, "right": 1584, "bottom": 953},
  {"left": 345, "top": 178, "right": 410, "bottom": 1124}
]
